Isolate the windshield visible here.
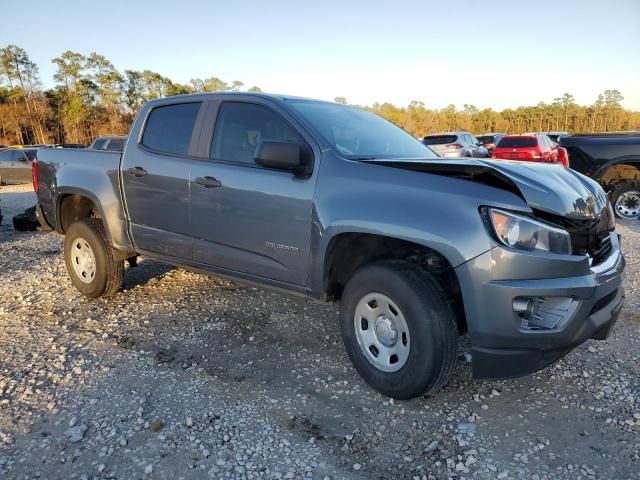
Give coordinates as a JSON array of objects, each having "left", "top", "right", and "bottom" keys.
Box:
[
  {"left": 477, "top": 135, "right": 496, "bottom": 144},
  {"left": 287, "top": 100, "right": 436, "bottom": 159}
]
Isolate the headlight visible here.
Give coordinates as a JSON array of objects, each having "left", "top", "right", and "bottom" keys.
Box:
[{"left": 485, "top": 208, "right": 572, "bottom": 255}]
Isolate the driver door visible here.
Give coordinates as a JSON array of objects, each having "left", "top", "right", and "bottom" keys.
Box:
[{"left": 189, "top": 100, "right": 317, "bottom": 286}]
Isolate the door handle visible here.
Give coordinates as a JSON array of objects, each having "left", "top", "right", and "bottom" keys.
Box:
[
  {"left": 127, "top": 166, "right": 147, "bottom": 177},
  {"left": 195, "top": 176, "right": 222, "bottom": 188}
]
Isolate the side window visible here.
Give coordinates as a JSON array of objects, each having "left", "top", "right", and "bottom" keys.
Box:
[
  {"left": 142, "top": 102, "right": 201, "bottom": 155},
  {"left": 540, "top": 136, "right": 549, "bottom": 148},
  {"left": 211, "top": 102, "right": 305, "bottom": 165}
]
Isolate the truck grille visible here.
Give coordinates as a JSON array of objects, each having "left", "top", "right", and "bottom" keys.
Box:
[
  {"left": 566, "top": 205, "right": 613, "bottom": 266},
  {"left": 535, "top": 204, "right": 614, "bottom": 267},
  {"left": 590, "top": 236, "right": 612, "bottom": 265}
]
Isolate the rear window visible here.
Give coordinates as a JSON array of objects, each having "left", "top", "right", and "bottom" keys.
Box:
[
  {"left": 23, "top": 149, "right": 37, "bottom": 161},
  {"left": 142, "top": 102, "right": 201, "bottom": 155},
  {"left": 497, "top": 137, "right": 537, "bottom": 148},
  {"left": 422, "top": 135, "right": 457, "bottom": 145}
]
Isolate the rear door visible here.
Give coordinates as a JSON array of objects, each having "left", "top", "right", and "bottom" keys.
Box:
[
  {"left": 188, "top": 99, "right": 318, "bottom": 286},
  {"left": 121, "top": 101, "right": 203, "bottom": 258}
]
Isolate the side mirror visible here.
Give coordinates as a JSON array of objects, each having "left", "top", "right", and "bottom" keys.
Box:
[{"left": 255, "top": 141, "right": 305, "bottom": 173}]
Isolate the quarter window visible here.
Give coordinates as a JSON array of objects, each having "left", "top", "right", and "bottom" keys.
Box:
[
  {"left": 210, "top": 102, "right": 305, "bottom": 165},
  {"left": 142, "top": 102, "right": 201, "bottom": 155}
]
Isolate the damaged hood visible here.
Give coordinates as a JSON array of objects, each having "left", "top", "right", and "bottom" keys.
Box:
[{"left": 365, "top": 158, "right": 607, "bottom": 220}]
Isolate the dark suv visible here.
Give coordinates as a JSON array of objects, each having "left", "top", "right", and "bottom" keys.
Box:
[{"left": 477, "top": 133, "right": 507, "bottom": 154}]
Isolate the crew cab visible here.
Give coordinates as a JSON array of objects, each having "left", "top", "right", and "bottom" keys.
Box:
[{"left": 34, "top": 93, "right": 625, "bottom": 399}]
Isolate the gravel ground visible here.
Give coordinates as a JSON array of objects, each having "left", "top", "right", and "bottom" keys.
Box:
[{"left": 0, "top": 184, "right": 639, "bottom": 480}]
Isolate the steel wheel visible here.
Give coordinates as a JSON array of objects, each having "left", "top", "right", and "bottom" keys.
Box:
[
  {"left": 614, "top": 190, "right": 640, "bottom": 219},
  {"left": 354, "top": 292, "right": 410, "bottom": 372},
  {"left": 71, "top": 236, "right": 97, "bottom": 284}
]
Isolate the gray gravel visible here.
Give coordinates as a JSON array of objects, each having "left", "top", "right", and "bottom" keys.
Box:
[{"left": 1, "top": 184, "right": 639, "bottom": 479}]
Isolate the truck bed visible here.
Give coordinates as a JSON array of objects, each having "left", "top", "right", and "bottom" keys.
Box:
[{"left": 36, "top": 147, "right": 133, "bottom": 251}]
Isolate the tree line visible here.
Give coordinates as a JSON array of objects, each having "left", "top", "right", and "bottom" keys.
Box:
[
  {"left": 0, "top": 45, "right": 262, "bottom": 145},
  {"left": 1, "top": 44, "right": 638, "bottom": 146},
  {"left": 363, "top": 91, "right": 639, "bottom": 138}
]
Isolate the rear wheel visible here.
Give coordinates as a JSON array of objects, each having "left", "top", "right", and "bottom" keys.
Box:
[
  {"left": 64, "top": 219, "right": 124, "bottom": 298},
  {"left": 339, "top": 261, "right": 459, "bottom": 399},
  {"left": 610, "top": 181, "right": 640, "bottom": 220}
]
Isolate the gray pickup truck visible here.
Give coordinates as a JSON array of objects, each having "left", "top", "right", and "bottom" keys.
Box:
[{"left": 34, "top": 93, "right": 625, "bottom": 399}]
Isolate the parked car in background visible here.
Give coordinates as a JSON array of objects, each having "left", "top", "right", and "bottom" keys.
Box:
[
  {"left": 422, "top": 131, "right": 489, "bottom": 158},
  {"left": 524, "top": 132, "right": 570, "bottom": 143},
  {"left": 89, "top": 135, "right": 127, "bottom": 152},
  {"left": 560, "top": 133, "right": 640, "bottom": 219},
  {"left": 0, "top": 148, "right": 37, "bottom": 184},
  {"left": 493, "top": 134, "right": 568, "bottom": 166},
  {"left": 476, "top": 133, "right": 507, "bottom": 154},
  {"left": 34, "top": 92, "right": 625, "bottom": 399},
  {"left": 545, "top": 131, "right": 570, "bottom": 143}
]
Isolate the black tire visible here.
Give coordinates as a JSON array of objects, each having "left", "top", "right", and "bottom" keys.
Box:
[
  {"left": 339, "top": 260, "right": 459, "bottom": 400},
  {"left": 64, "top": 219, "right": 124, "bottom": 298},
  {"left": 609, "top": 181, "right": 640, "bottom": 220},
  {"left": 12, "top": 206, "right": 39, "bottom": 231}
]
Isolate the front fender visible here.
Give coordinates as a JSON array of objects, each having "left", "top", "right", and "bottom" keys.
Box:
[{"left": 308, "top": 153, "right": 529, "bottom": 297}]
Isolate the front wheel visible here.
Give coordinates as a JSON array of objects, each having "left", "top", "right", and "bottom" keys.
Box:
[
  {"left": 64, "top": 219, "right": 124, "bottom": 298},
  {"left": 610, "top": 181, "right": 640, "bottom": 220},
  {"left": 339, "top": 261, "right": 459, "bottom": 399}
]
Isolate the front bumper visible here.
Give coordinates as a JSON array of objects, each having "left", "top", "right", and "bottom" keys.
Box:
[{"left": 455, "top": 232, "right": 625, "bottom": 379}]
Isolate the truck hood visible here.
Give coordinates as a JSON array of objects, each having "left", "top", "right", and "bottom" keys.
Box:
[{"left": 364, "top": 158, "right": 607, "bottom": 220}]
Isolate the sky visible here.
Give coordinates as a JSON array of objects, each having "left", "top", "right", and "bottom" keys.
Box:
[{"left": 2, "top": 0, "right": 639, "bottom": 111}]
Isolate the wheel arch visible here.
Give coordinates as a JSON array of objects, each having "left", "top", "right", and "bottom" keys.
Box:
[
  {"left": 56, "top": 189, "right": 105, "bottom": 234},
  {"left": 317, "top": 231, "right": 468, "bottom": 333},
  {"left": 54, "top": 186, "right": 135, "bottom": 254},
  {"left": 593, "top": 158, "right": 640, "bottom": 187}
]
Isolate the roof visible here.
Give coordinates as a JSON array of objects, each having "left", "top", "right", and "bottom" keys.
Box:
[{"left": 147, "top": 91, "right": 331, "bottom": 105}]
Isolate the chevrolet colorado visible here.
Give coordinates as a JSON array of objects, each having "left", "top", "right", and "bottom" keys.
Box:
[{"left": 34, "top": 93, "right": 625, "bottom": 399}]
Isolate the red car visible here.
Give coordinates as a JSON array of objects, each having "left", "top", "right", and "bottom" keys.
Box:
[{"left": 492, "top": 134, "right": 568, "bottom": 166}]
